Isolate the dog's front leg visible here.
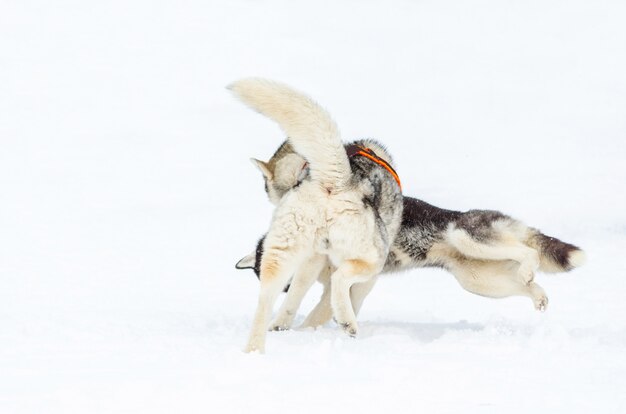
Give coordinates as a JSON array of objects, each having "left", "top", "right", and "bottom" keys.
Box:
[{"left": 269, "top": 254, "right": 326, "bottom": 331}]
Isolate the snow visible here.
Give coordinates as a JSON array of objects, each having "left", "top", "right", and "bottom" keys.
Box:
[{"left": 1, "top": 0, "right": 626, "bottom": 412}]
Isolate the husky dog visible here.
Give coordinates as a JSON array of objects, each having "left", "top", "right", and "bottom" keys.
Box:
[
  {"left": 229, "top": 78, "right": 404, "bottom": 353},
  {"left": 236, "top": 141, "right": 586, "bottom": 330}
]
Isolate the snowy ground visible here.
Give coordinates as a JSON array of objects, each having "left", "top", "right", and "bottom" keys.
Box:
[{"left": 2, "top": 1, "right": 626, "bottom": 413}]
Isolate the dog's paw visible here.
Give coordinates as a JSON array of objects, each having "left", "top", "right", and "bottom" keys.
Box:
[
  {"left": 268, "top": 323, "right": 290, "bottom": 332},
  {"left": 269, "top": 316, "right": 293, "bottom": 331},
  {"left": 534, "top": 295, "right": 549, "bottom": 312},
  {"left": 339, "top": 321, "right": 358, "bottom": 337}
]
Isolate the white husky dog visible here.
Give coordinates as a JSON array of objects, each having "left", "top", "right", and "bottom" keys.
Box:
[{"left": 229, "top": 78, "right": 404, "bottom": 353}]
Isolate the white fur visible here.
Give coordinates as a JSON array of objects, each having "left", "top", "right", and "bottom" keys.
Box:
[
  {"left": 268, "top": 254, "right": 326, "bottom": 331},
  {"left": 447, "top": 258, "right": 549, "bottom": 311},
  {"left": 568, "top": 249, "right": 587, "bottom": 268},
  {"left": 242, "top": 181, "right": 388, "bottom": 352},
  {"left": 445, "top": 226, "right": 540, "bottom": 284},
  {"left": 230, "top": 78, "right": 399, "bottom": 353},
  {"left": 229, "top": 78, "right": 350, "bottom": 191},
  {"left": 299, "top": 266, "right": 333, "bottom": 329}
]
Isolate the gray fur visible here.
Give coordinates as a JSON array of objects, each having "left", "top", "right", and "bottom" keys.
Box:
[{"left": 238, "top": 140, "right": 585, "bottom": 327}]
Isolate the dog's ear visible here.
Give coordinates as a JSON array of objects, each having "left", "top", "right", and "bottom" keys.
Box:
[
  {"left": 235, "top": 253, "right": 256, "bottom": 270},
  {"left": 296, "top": 160, "right": 309, "bottom": 183},
  {"left": 250, "top": 158, "right": 273, "bottom": 180}
]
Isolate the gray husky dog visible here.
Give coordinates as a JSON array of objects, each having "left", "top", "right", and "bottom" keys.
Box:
[
  {"left": 229, "top": 78, "right": 404, "bottom": 353},
  {"left": 236, "top": 141, "right": 586, "bottom": 331}
]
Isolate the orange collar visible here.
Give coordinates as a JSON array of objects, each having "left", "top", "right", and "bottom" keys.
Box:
[{"left": 346, "top": 144, "right": 402, "bottom": 190}]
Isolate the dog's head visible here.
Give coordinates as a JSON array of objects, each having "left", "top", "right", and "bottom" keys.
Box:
[{"left": 250, "top": 141, "right": 309, "bottom": 205}]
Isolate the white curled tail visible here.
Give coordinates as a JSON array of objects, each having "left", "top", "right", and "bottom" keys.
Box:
[{"left": 228, "top": 78, "right": 351, "bottom": 191}]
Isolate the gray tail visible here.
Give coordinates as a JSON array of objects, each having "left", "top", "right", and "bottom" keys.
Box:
[
  {"left": 527, "top": 230, "right": 586, "bottom": 273},
  {"left": 228, "top": 78, "right": 351, "bottom": 191}
]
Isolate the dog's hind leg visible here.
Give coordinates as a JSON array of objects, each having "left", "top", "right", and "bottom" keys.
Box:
[
  {"left": 350, "top": 276, "right": 379, "bottom": 316},
  {"left": 302, "top": 272, "right": 378, "bottom": 330},
  {"left": 446, "top": 228, "right": 540, "bottom": 284},
  {"left": 331, "top": 260, "right": 380, "bottom": 337},
  {"left": 450, "top": 260, "right": 549, "bottom": 311},
  {"left": 269, "top": 254, "right": 327, "bottom": 331},
  {"left": 300, "top": 264, "right": 334, "bottom": 329},
  {"left": 245, "top": 249, "right": 302, "bottom": 353}
]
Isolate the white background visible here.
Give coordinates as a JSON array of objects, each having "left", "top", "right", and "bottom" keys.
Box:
[{"left": 1, "top": 1, "right": 625, "bottom": 412}]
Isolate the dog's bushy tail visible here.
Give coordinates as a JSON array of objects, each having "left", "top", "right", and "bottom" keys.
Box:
[
  {"left": 228, "top": 78, "right": 351, "bottom": 191},
  {"left": 527, "top": 229, "right": 586, "bottom": 273}
]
